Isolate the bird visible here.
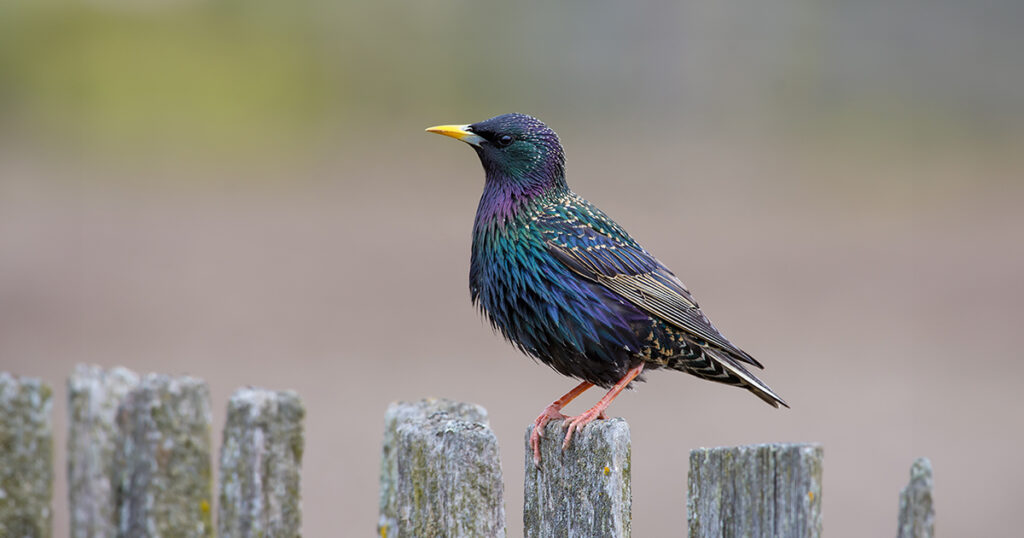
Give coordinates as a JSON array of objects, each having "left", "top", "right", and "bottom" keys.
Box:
[{"left": 426, "top": 113, "right": 787, "bottom": 464}]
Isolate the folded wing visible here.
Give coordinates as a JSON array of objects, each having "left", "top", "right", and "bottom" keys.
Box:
[{"left": 540, "top": 216, "right": 763, "bottom": 369}]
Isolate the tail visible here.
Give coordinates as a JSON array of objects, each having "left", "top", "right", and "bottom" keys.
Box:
[{"left": 671, "top": 347, "right": 789, "bottom": 408}]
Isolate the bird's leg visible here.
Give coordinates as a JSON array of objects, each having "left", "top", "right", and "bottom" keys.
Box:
[
  {"left": 562, "top": 362, "right": 645, "bottom": 450},
  {"left": 530, "top": 381, "right": 593, "bottom": 465}
]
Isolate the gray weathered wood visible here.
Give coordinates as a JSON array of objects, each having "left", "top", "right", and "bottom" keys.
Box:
[
  {"left": 0, "top": 373, "right": 54, "bottom": 538},
  {"left": 115, "top": 374, "right": 214, "bottom": 538},
  {"left": 219, "top": 387, "right": 305, "bottom": 538},
  {"left": 688, "top": 443, "right": 823, "bottom": 538},
  {"left": 378, "top": 398, "right": 505, "bottom": 538},
  {"left": 67, "top": 365, "right": 140, "bottom": 538},
  {"left": 897, "top": 457, "right": 934, "bottom": 538},
  {"left": 524, "top": 419, "right": 631, "bottom": 538}
]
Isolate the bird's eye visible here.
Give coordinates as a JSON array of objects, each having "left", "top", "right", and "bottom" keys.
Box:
[{"left": 496, "top": 134, "right": 514, "bottom": 147}]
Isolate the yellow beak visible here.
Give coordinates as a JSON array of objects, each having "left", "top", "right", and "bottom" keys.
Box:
[{"left": 425, "top": 124, "right": 485, "bottom": 146}]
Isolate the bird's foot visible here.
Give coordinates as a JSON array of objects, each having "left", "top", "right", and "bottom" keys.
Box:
[
  {"left": 529, "top": 380, "right": 595, "bottom": 466},
  {"left": 561, "top": 403, "right": 611, "bottom": 450},
  {"left": 530, "top": 404, "right": 568, "bottom": 466},
  {"left": 559, "top": 363, "right": 645, "bottom": 451}
]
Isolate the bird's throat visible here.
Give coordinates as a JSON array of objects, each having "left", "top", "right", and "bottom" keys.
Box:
[{"left": 474, "top": 169, "right": 568, "bottom": 229}]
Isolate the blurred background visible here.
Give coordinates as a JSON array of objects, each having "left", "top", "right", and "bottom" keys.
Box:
[{"left": 2, "top": 0, "right": 1022, "bottom": 535}]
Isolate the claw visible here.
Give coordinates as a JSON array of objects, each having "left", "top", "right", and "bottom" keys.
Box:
[
  {"left": 558, "top": 363, "right": 645, "bottom": 453},
  {"left": 530, "top": 404, "right": 568, "bottom": 465},
  {"left": 528, "top": 381, "right": 595, "bottom": 466},
  {"left": 529, "top": 364, "right": 644, "bottom": 464},
  {"left": 561, "top": 406, "right": 605, "bottom": 450}
]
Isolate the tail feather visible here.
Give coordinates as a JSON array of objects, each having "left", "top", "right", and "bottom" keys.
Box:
[{"left": 670, "top": 347, "right": 788, "bottom": 408}]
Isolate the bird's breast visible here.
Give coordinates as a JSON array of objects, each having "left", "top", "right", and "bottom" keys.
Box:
[{"left": 470, "top": 226, "right": 547, "bottom": 311}]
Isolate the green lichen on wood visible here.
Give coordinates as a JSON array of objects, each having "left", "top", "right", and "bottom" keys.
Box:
[
  {"left": 67, "top": 365, "right": 140, "bottom": 538},
  {"left": 0, "top": 373, "right": 53, "bottom": 538},
  {"left": 378, "top": 399, "right": 505, "bottom": 538},
  {"left": 897, "top": 457, "right": 934, "bottom": 538},
  {"left": 219, "top": 388, "right": 305, "bottom": 538},
  {"left": 524, "top": 419, "right": 631, "bottom": 538},
  {"left": 687, "top": 443, "right": 823, "bottom": 538},
  {"left": 115, "top": 374, "right": 213, "bottom": 538}
]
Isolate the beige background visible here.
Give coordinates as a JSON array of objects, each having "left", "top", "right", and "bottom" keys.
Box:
[{"left": 2, "top": 1, "right": 1023, "bottom": 536}]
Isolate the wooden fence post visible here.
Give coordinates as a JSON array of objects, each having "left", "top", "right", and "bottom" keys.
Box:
[
  {"left": 115, "top": 374, "right": 214, "bottom": 538},
  {"left": 377, "top": 399, "right": 505, "bottom": 538},
  {"left": 524, "top": 419, "right": 631, "bottom": 538},
  {"left": 219, "top": 388, "right": 305, "bottom": 538},
  {"left": 897, "top": 457, "right": 934, "bottom": 538},
  {"left": 0, "top": 373, "right": 53, "bottom": 538},
  {"left": 687, "top": 443, "right": 823, "bottom": 538},
  {"left": 67, "top": 365, "right": 140, "bottom": 538}
]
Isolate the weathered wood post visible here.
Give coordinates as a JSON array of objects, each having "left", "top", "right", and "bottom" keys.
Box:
[
  {"left": 897, "top": 457, "right": 934, "bottom": 538},
  {"left": 378, "top": 399, "right": 506, "bottom": 538},
  {"left": 67, "top": 365, "right": 140, "bottom": 538},
  {"left": 0, "top": 373, "right": 54, "bottom": 538},
  {"left": 115, "top": 374, "right": 214, "bottom": 538},
  {"left": 219, "top": 388, "right": 305, "bottom": 538},
  {"left": 687, "top": 443, "right": 823, "bottom": 538},
  {"left": 524, "top": 419, "right": 631, "bottom": 538}
]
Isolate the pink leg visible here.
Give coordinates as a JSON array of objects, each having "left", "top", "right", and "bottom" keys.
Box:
[
  {"left": 562, "top": 363, "right": 645, "bottom": 450},
  {"left": 530, "top": 381, "right": 593, "bottom": 465}
]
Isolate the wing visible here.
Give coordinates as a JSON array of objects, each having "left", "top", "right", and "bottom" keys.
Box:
[{"left": 539, "top": 215, "right": 763, "bottom": 368}]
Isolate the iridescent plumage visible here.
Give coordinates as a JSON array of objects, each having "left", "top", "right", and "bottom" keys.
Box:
[{"left": 427, "top": 114, "right": 786, "bottom": 462}]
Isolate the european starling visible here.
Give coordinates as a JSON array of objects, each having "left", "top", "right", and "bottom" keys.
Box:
[{"left": 427, "top": 113, "right": 787, "bottom": 464}]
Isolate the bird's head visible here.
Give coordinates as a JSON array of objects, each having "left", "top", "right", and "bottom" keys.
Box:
[{"left": 427, "top": 113, "right": 567, "bottom": 196}]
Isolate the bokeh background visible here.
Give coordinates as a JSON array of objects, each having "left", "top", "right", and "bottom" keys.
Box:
[{"left": 2, "top": 0, "right": 1023, "bottom": 536}]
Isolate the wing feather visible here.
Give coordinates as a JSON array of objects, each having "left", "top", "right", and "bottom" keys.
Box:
[{"left": 542, "top": 218, "right": 763, "bottom": 368}]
